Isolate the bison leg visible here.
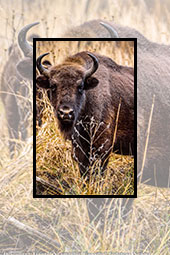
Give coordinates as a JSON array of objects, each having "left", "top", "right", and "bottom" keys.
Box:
[
  {"left": 87, "top": 198, "right": 134, "bottom": 227},
  {"left": 77, "top": 153, "right": 109, "bottom": 180}
]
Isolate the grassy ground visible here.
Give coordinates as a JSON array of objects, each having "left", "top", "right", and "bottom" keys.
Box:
[{"left": 0, "top": 0, "right": 170, "bottom": 253}]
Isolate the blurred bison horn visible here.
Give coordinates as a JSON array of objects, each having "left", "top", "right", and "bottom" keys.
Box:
[
  {"left": 85, "top": 53, "right": 99, "bottom": 79},
  {"left": 100, "top": 22, "right": 119, "bottom": 38},
  {"left": 37, "top": 53, "right": 50, "bottom": 77},
  {"left": 18, "top": 22, "right": 39, "bottom": 57}
]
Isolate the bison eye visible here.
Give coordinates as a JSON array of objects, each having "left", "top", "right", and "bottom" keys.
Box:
[
  {"left": 77, "top": 81, "right": 84, "bottom": 94},
  {"left": 78, "top": 86, "right": 83, "bottom": 94},
  {"left": 50, "top": 84, "right": 56, "bottom": 92}
]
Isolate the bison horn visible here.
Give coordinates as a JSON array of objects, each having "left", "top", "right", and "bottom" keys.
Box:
[
  {"left": 100, "top": 22, "right": 119, "bottom": 38},
  {"left": 37, "top": 53, "right": 50, "bottom": 77},
  {"left": 18, "top": 22, "right": 39, "bottom": 57},
  {"left": 84, "top": 53, "right": 99, "bottom": 79}
]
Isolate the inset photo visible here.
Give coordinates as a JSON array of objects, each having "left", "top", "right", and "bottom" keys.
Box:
[{"left": 33, "top": 39, "right": 137, "bottom": 197}]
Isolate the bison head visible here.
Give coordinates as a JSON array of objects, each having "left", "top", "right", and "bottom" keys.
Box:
[{"left": 36, "top": 52, "right": 99, "bottom": 136}]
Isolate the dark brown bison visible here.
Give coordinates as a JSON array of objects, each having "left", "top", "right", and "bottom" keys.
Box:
[
  {"left": 0, "top": 22, "right": 39, "bottom": 157},
  {"left": 36, "top": 51, "right": 134, "bottom": 177}
]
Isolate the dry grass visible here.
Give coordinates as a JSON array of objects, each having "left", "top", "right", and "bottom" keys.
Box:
[
  {"left": 36, "top": 109, "right": 134, "bottom": 196},
  {"left": 36, "top": 40, "right": 134, "bottom": 67},
  {"left": 0, "top": 0, "right": 170, "bottom": 253}
]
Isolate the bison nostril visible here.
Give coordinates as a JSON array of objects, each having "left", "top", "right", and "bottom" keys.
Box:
[
  {"left": 58, "top": 108, "right": 74, "bottom": 120},
  {"left": 68, "top": 110, "right": 74, "bottom": 119},
  {"left": 58, "top": 109, "right": 64, "bottom": 119}
]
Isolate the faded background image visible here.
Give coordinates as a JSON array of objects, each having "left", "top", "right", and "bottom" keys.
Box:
[{"left": 0, "top": 0, "right": 170, "bottom": 253}]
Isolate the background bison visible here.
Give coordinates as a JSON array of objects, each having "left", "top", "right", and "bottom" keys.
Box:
[
  {"left": 100, "top": 20, "right": 170, "bottom": 187},
  {"left": 36, "top": 51, "right": 134, "bottom": 178},
  {"left": 87, "top": 19, "right": 170, "bottom": 226}
]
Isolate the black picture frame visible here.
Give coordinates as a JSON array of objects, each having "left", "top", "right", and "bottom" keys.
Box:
[{"left": 33, "top": 38, "right": 137, "bottom": 199}]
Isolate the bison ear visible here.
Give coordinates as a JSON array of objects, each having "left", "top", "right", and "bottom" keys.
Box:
[
  {"left": 84, "top": 77, "right": 99, "bottom": 90},
  {"left": 36, "top": 75, "right": 50, "bottom": 89},
  {"left": 42, "top": 60, "right": 52, "bottom": 67},
  {"left": 16, "top": 58, "right": 33, "bottom": 79}
]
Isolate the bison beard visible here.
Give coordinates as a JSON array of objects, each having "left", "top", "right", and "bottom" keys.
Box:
[{"left": 36, "top": 51, "right": 134, "bottom": 178}]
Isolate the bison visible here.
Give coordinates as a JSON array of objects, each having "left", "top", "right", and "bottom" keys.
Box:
[
  {"left": 83, "top": 20, "right": 170, "bottom": 225},
  {"left": 36, "top": 51, "right": 134, "bottom": 178},
  {"left": 0, "top": 22, "right": 39, "bottom": 157},
  {"left": 98, "top": 20, "right": 170, "bottom": 188}
]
